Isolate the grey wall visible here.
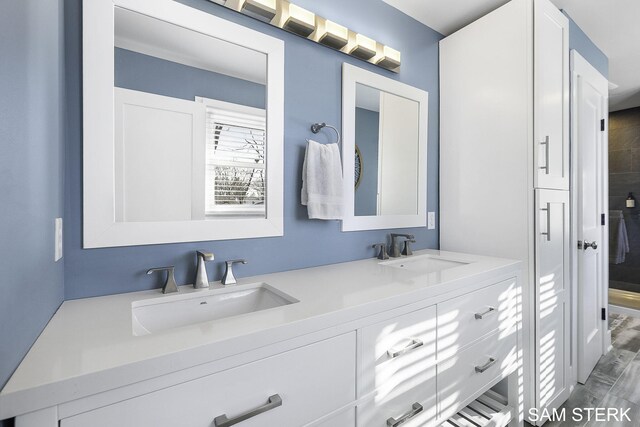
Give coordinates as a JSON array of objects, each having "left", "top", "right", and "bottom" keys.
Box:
[
  {"left": 115, "top": 48, "right": 266, "bottom": 109},
  {"left": 354, "top": 108, "right": 380, "bottom": 216},
  {"left": 609, "top": 108, "right": 640, "bottom": 291},
  {"left": 0, "top": 0, "right": 65, "bottom": 395},
  {"left": 563, "top": 11, "right": 608, "bottom": 78},
  {"left": 63, "top": 0, "right": 443, "bottom": 300}
]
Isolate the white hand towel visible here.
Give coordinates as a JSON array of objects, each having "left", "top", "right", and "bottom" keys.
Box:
[{"left": 301, "top": 140, "right": 344, "bottom": 220}]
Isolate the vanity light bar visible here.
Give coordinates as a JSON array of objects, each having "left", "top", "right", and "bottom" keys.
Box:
[
  {"left": 211, "top": 0, "right": 401, "bottom": 72},
  {"left": 241, "top": 0, "right": 277, "bottom": 22}
]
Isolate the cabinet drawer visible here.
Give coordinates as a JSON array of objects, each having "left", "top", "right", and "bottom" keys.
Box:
[
  {"left": 437, "top": 328, "right": 517, "bottom": 420},
  {"left": 359, "top": 305, "right": 437, "bottom": 397},
  {"left": 357, "top": 385, "right": 437, "bottom": 427},
  {"left": 437, "top": 278, "right": 517, "bottom": 360},
  {"left": 62, "top": 333, "right": 356, "bottom": 427}
]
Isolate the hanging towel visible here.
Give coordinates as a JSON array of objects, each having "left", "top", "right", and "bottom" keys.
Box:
[
  {"left": 609, "top": 210, "right": 630, "bottom": 264},
  {"left": 301, "top": 140, "right": 344, "bottom": 220}
]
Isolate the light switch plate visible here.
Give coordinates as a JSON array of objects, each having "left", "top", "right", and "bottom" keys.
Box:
[
  {"left": 55, "top": 218, "right": 63, "bottom": 262},
  {"left": 428, "top": 212, "right": 436, "bottom": 230}
]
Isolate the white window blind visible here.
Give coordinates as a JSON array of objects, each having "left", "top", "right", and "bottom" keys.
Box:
[{"left": 205, "top": 105, "right": 266, "bottom": 216}]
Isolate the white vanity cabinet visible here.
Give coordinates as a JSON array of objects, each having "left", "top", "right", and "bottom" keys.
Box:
[
  {"left": 440, "top": 0, "right": 570, "bottom": 422},
  {"left": 5, "top": 252, "right": 522, "bottom": 427}
]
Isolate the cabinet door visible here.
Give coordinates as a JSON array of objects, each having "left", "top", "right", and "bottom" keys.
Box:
[
  {"left": 534, "top": 0, "right": 569, "bottom": 190},
  {"left": 534, "top": 189, "right": 570, "bottom": 418}
]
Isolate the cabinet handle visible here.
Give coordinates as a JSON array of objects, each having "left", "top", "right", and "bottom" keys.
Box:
[
  {"left": 474, "top": 306, "right": 496, "bottom": 320},
  {"left": 387, "top": 402, "right": 423, "bottom": 426},
  {"left": 540, "top": 203, "right": 551, "bottom": 241},
  {"left": 539, "top": 136, "right": 550, "bottom": 174},
  {"left": 214, "top": 394, "right": 282, "bottom": 427},
  {"left": 387, "top": 338, "right": 423, "bottom": 358},
  {"left": 475, "top": 357, "right": 497, "bottom": 373}
]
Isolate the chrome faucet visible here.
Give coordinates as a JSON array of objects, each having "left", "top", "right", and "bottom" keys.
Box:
[
  {"left": 390, "top": 234, "right": 415, "bottom": 257},
  {"left": 194, "top": 250, "right": 215, "bottom": 289},
  {"left": 222, "top": 259, "right": 247, "bottom": 285},
  {"left": 147, "top": 266, "right": 179, "bottom": 294}
]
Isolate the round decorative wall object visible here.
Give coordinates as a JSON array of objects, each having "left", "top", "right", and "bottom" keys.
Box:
[{"left": 355, "top": 144, "right": 363, "bottom": 189}]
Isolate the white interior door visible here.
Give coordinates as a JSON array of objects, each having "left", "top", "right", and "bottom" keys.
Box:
[
  {"left": 571, "top": 51, "right": 609, "bottom": 384},
  {"left": 535, "top": 189, "right": 571, "bottom": 420}
]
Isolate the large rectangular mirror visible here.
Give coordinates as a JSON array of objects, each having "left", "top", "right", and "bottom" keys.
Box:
[
  {"left": 342, "top": 63, "right": 428, "bottom": 231},
  {"left": 83, "top": 0, "right": 284, "bottom": 248}
]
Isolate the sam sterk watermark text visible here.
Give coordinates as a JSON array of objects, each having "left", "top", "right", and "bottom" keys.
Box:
[{"left": 529, "top": 407, "right": 632, "bottom": 423}]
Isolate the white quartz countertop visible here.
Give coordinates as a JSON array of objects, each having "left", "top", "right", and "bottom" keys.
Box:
[{"left": 0, "top": 249, "right": 521, "bottom": 419}]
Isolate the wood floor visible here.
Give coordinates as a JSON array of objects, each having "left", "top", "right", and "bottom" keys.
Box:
[{"left": 543, "top": 314, "right": 640, "bottom": 426}]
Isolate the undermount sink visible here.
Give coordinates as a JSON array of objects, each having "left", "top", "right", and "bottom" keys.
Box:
[
  {"left": 380, "top": 254, "right": 469, "bottom": 274},
  {"left": 132, "top": 283, "right": 298, "bottom": 335}
]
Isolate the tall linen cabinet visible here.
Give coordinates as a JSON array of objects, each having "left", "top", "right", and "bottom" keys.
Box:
[{"left": 439, "top": 0, "right": 570, "bottom": 423}]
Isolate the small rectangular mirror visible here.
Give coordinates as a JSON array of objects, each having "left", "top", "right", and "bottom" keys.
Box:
[
  {"left": 342, "top": 64, "right": 428, "bottom": 231},
  {"left": 83, "top": 0, "right": 284, "bottom": 248}
]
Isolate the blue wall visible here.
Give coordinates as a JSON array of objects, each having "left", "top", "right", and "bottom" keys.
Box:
[
  {"left": 115, "top": 48, "right": 266, "bottom": 109},
  {"left": 63, "top": 0, "right": 443, "bottom": 299},
  {"left": 354, "top": 108, "right": 380, "bottom": 216},
  {"left": 0, "top": 0, "right": 65, "bottom": 393},
  {"left": 564, "top": 11, "right": 608, "bottom": 77}
]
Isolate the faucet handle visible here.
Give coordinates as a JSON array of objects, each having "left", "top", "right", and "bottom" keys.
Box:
[
  {"left": 402, "top": 239, "right": 416, "bottom": 256},
  {"left": 222, "top": 259, "right": 247, "bottom": 286},
  {"left": 147, "top": 266, "right": 179, "bottom": 294},
  {"left": 372, "top": 243, "right": 389, "bottom": 260}
]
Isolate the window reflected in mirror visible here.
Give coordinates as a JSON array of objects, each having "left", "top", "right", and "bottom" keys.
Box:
[{"left": 113, "top": 7, "right": 267, "bottom": 223}]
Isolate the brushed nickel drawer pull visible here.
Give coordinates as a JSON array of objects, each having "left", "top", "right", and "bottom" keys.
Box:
[
  {"left": 387, "top": 402, "right": 423, "bottom": 426},
  {"left": 214, "top": 394, "right": 282, "bottom": 427},
  {"left": 540, "top": 203, "right": 551, "bottom": 241},
  {"left": 540, "top": 136, "right": 550, "bottom": 174},
  {"left": 475, "top": 357, "right": 497, "bottom": 373},
  {"left": 387, "top": 338, "right": 424, "bottom": 358},
  {"left": 474, "top": 307, "right": 496, "bottom": 320}
]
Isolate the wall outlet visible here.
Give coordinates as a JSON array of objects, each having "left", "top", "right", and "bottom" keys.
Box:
[
  {"left": 55, "top": 218, "right": 63, "bottom": 262},
  {"left": 428, "top": 212, "right": 436, "bottom": 230}
]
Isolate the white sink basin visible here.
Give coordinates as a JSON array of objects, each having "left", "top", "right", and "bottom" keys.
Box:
[
  {"left": 380, "top": 254, "right": 469, "bottom": 274},
  {"left": 132, "top": 283, "right": 298, "bottom": 335}
]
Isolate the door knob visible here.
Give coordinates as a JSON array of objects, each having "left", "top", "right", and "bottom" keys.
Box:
[{"left": 578, "top": 240, "right": 598, "bottom": 250}]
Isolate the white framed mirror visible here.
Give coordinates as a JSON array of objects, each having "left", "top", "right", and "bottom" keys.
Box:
[
  {"left": 83, "top": 0, "right": 284, "bottom": 248},
  {"left": 341, "top": 63, "right": 428, "bottom": 231}
]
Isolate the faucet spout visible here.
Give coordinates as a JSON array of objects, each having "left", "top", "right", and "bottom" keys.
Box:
[{"left": 194, "top": 250, "right": 215, "bottom": 289}]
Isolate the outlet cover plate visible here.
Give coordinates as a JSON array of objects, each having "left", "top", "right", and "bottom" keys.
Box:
[
  {"left": 55, "top": 218, "right": 63, "bottom": 261},
  {"left": 428, "top": 212, "right": 436, "bottom": 230}
]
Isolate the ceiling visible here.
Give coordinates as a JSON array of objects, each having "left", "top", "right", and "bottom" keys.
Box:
[
  {"left": 382, "top": 0, "right": 640, "bottom": 111},
  {"left": 115, "top": 7, "right": 267, "bottom": 85}
]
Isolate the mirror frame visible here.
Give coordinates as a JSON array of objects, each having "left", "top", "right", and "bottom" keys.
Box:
[
  {"left": 341, "top": 63, "right": 428, "bottom": 231},
  {"left": 83, "top": 0, "right": 284, "bottom": 248}
]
